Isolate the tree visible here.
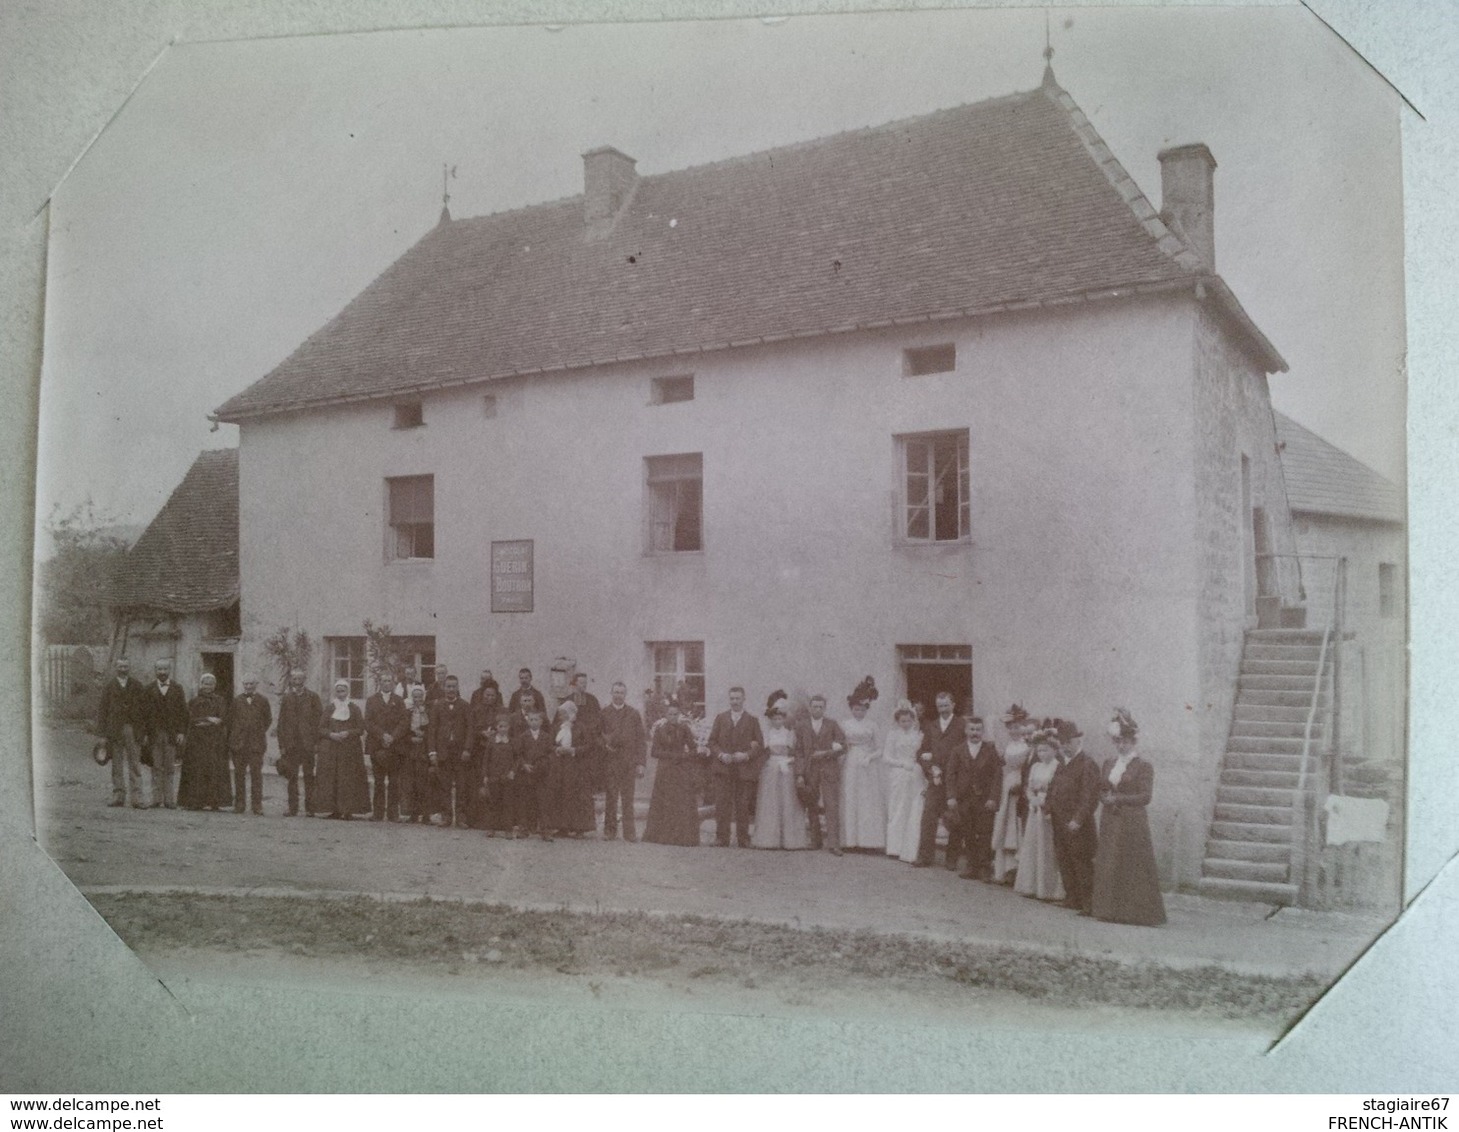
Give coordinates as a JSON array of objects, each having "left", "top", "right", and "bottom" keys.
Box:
[
  {"left": 261, "top": 626, "right": 313, "bottom": 686},
  {"left": 362, "top": 619, "right": 403, "bottom": 686},
  {"left": 36, "top": 499, "right": 129, "bottom": 645}
]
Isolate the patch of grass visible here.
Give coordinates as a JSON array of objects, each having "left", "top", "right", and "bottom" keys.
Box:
[{"left": 88, "top": 891, "right": 1325, "bottom": 1021}]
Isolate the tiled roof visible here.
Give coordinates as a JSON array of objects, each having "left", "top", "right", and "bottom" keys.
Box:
[
  {"left": 1275, "top": 413, "right": 1403, "bottom": 525},
  {"left": 115, "top": 449, "right": 239, "bottom": 613},
  {"left": 216, "top": 74, "right": 1283, "bottom": 421}
]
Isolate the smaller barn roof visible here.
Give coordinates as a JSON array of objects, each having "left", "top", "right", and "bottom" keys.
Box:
[
  {"left": 115, "top": 448, "right": 239, "bottom": 614},
  {"left": 1275, "top": 413, "right": 1403, "bottom": 525}
]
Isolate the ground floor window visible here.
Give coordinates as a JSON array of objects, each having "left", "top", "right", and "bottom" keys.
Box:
[
  {"left": 648, "top": 640, "right": 705, "bottom": 719},
  {"left": 327, "top": 637, "right": 367, "bottom": 700}
]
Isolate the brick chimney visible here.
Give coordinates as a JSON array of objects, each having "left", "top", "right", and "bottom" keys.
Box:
[
  {"left": 1157, "top": 143, "right": 1216, "bottom": 270},
  {"left": 583, "top": 146, "right": 637, "bottom": 238}
]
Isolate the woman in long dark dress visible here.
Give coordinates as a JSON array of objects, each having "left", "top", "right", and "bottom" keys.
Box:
[
  {"left": 316, "top": 679, "right": 369, "bottom": 819},
  {"left": 180, "top": 673, "right": 232, "bottom": 811},
  {"left": 1091, "top": 708, "right": 1167, "bottom": 926},
  {"left": 643, "top": 701, "right": 703, "bottom": 846}
]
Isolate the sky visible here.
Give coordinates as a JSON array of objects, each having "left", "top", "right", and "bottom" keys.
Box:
[{"left": 36, "top": 6, "right": 1406, "bottom": 535}]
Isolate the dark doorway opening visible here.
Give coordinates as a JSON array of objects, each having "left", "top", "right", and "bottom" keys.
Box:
[
  {"left": 201, "top": 652, "right": 235, "bottom": 705},
  {"left": 900, "top": 647, "right": 973, "bottom": 721}
]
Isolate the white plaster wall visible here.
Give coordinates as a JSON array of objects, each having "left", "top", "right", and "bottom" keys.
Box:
[{"left": 239, "top": 295, "right": 1212, "bottom": 874}]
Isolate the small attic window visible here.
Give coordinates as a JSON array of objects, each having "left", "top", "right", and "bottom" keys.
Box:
[
  {"left": 903, "top": 344, "right": 957, "bottom": 377},
  {"left": 482, "top": 394, "right": 498, "bottom": 419},
  {"left": 652, "top": 375, "right": 695, "bottom": 405},
  {"left": 393, "top": 401, "right": 424, "bottom": 429}
]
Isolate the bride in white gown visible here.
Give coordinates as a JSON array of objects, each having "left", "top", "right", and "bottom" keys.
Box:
[{"left": 882, "top": 700, "right": 925, "bottom": 863}]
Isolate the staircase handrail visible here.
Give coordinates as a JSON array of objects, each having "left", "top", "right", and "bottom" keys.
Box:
[
  {"left": 1290, "top": 622, "right": 1331, "bottom": 905},
  {"left": 1295, "top": 623, "right": 1332, "bottom": 800}
]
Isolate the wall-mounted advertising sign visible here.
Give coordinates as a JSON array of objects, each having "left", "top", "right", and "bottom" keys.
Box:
[{"left": 490, "top": 540, "right": 534, "bottom": 613}]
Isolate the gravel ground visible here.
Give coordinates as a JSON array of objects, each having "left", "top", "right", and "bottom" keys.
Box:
[{"left": 34, "top": 719, "right": 1391, "bottom": 1025}]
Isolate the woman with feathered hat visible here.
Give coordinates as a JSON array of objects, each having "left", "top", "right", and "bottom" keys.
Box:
[
  {"left": 990, "top": 704, "right": 1033, "bottom": 884},
  {"left": 839, "top": 676, "right": 885, "bottom": 851},
  {"left": 1012, "top": 720, "right": 1066, "bottom": 902},
  {"left": 750, "top": 691, "right": 811, "bottom": 850},
  {"left": 1090, "top": 708, "right": 1167, "bottom": 926}
]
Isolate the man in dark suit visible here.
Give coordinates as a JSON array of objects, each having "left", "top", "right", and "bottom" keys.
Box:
[
  {"left": 1048, "top": 718, "right": 1101, "bottom": 914},
  {"left": 794, "top": 694, "right": 847, "bottom": 854},
  {"left": 141, "top": 658, "right": 188, "bottom": 809},
  {"left": 599, "top": 680, "right": 646, "bottom": 841},
  {"left": 914, "top": 691, "right": 964, "bottom": 867},
  {"left": 229, "top": 676, "right": 273, "bottom": 815},
  {"left": 276, "top": 668, "right": 323, "bottom": 816},
  {"left": 707, "top": 685, "right": 763, "bottom": 848},
  {"left": 364, "top": 674, "right": 409, "bottom": 822},
  {"left": 96, "top": 658, "right": 147, "bottom": 808},
  {"left": 507, "top": 667, "right": 549, "bottom": 735},
  {"left": 427, "top": 674, "right": 472, "bottom": 827},
  {"left": 944, "top": 715, "right": 1002, "bottom": 879}
]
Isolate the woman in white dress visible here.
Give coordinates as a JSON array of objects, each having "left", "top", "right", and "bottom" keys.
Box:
[
  {"left": 839, "top": 676, "right": 885, "bottom": 850},
  {"left": 1013, "top": 723, "right": 1066, "bottom": 901},
  {"left": 882, "top": 700, "right": 925, "bottom": 862},
  {"left": 990, "top": 704, "right": 1033, "bottom": 884},
  {"left": 752, "top": 692, "right": 810, "bottom": 850}
]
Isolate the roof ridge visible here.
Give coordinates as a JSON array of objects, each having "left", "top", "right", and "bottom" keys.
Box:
[
  {"left": 1037, "top": 78, "right": 1203, "bottom": 274},
  {"left": 447, "top": 85, "right": 1048, "bottom": 231}
]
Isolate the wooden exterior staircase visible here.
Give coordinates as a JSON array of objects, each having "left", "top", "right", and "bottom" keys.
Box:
[{"left": 1198, "top": 627, "right": 1331, "bottom": 905}]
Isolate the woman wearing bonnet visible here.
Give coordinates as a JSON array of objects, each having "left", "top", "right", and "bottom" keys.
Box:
[
  {"left": 1090, "top": 707, "right": 1167, "bottom": 926},
  {"left": 315, "top": 679, "right": 369, "bottom": 820}
]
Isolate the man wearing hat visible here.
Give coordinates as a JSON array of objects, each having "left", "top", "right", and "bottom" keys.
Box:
[
  {"left": 96, "top": 658, "right": 147, "bottom": 808},
  {"left": 1048, "top": 718, "right": 1101, "bottom": 914}
]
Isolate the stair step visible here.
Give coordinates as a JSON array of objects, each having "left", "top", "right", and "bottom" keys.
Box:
[
  {"left": 1202, "top": 857, "right": 1292, "bottom": 883},
  {"left": 1205, "top": 838, "right": 1292, "bottom": 863},
  {"left": 1246, "top": 629, "right": 1327, "bottom": 644},
  {"left": 1229, "top": 736, "right": 1307, "bottom": 754},
  {"left": 1219, "top": 767, "right": 1301, "bottom": 789},
  {"left": 1196, "top": 876, "right": 1299, "bottom": 906},
  {"left": 1239, "top": 675, "right": 1322, "bottom": 692},
  {"left": 1233, "top": 703, "right": 1318, "bottom": 724},
  {"left": 1230, "top": 720, "right": 1315, "bottom": 739},
  {"left": 1223, "top": 751, "right": 1304, "bottom": 772},
  {"left": 1237, "top": 689, "right": 1327, "bottom": 708},
  {"left": 1245, "top": 643, "right": 1324, "bottom": 663},
  {"left": 1210, "top": 820, "right": 1293, "bottom": 843},
  {"left": 1215, "top": 803, "right": 1293, "bottom": 825},
  {"left": 1240, "top": 659, "right": 1323, "bottom": 677},
  {"left": 1209, "top": 820, "right": 1294, "bottom": 843},
  {"left": 1216, "top": 785, "right": 1297, "bottom": 807}
]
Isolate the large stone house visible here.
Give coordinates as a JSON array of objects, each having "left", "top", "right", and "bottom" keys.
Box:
[{"left": 213, "top": 67, "right": 1315, "bottom": 892}]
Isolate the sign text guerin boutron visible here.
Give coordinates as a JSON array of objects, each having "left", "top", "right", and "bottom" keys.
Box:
[{"left": 491, "top": 540, "right": 534, "bottom": 612}]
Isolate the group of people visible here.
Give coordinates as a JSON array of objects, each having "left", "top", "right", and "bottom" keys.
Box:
[{"left": 93, "top": 660, "right": 1166, "bottom": 926}]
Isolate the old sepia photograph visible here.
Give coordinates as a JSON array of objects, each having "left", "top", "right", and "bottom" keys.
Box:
[{"left": 29, "top": 5, "right": 1407, "bottom": 1049}]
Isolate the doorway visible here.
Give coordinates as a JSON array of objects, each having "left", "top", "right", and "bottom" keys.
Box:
[
  {"left": 201, "top": 652, "right": 234, "bottom": 704},
  {"left": 899, "top": 645, "right": 973, "bottom": 720}
]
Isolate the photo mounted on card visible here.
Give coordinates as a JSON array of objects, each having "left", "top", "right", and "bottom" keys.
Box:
[{"left": 32, "top": 6, "right": 1406, "bottom": 1039}]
